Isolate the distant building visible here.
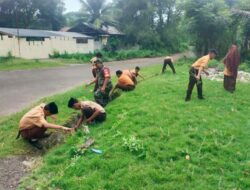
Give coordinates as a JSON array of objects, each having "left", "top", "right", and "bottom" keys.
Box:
[
  {"left": 65, "top": 23, "right": 124, "bottom": 50},
  {"left": 0, "top": 27, "right": 94, "bottom": 59}
]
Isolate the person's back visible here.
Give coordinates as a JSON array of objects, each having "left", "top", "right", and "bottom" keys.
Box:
[
  {"left": 118, "top": 74, "right": 135, "bottom": 86},
  {"left": 123, "top": 70, "right": 133, "bottom": 79},
  {"left": 192, "top": 55, "right": 210, "bottom": 70},
  {"left": 18, "top": 102, "right": 73, "bottom": 149},
  {"left": 80, "top": 100, "right": 105, "bottom": 114},
  {"left": 162, "top": 56, "right": 176, "bottom": 74},
  {"left": 19, "top": 103, "right": 47, "bottom": 131}
]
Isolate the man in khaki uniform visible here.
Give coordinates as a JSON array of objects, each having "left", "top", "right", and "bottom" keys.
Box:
[
  {"left": 18, "top": 102, "right": 73, "bottom": 149},
  {"left": 90, "top": 52, "right": 103, "bottom": 78},
  {"left": 185, "top": 49, "right": 217, "bottom": 101}
]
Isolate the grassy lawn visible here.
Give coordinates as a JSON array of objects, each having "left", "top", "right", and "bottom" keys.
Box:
[
  {"left": 0, "top": 57, "right": 86, "bottom": 71},
  {"left": 0, "top": 62, "right": 250, "bottom": 189}
]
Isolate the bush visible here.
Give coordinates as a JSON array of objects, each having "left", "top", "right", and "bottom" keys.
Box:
[{"left": 49, "top": 49, "right": 169, "bottom": 62}]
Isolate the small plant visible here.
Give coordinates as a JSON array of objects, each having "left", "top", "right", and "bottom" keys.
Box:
[
  {"left": 123, "top": 136, "right": 144, "bottom": 153},
  {"left": 7, "top": 51, "right": 13, "bottom": 59},
  {"left": 68, "top": 146, "right": 85, "bottom": 158}
]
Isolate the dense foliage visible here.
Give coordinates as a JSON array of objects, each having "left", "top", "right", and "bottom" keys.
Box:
[
  {"left": 0, "top": 0, "right": 65, "bottom": 30},
  {"left": 50, "top": 49, "right": 169, "bottom": 62},
  {"left": 0, "top": 0, "right": 249, "bottom": 57}
]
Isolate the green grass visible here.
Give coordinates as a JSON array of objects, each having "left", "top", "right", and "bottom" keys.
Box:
[
  {"left": 1, "top": 62, "right": 250, "bottom": 189},
  {"left": 0, "top": 57, "right": 86, "bottom": 71}
]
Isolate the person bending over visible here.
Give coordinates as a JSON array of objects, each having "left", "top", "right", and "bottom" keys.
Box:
[
  {"left": 68, "top": 98, "right": 106, "bottom": 129},
  {"left": 131, "top": 66, "right": 145, "bottom": 80},
  {"left": 122, "top": 69, "right": 138, "bottom": 85},
  {"left": 185, "top": 49, "right": 217, "bottom": 101},
  {"left": 162, "top": 56, "right": 176, "bottom": 74},
  {"left": 18, "top": 102, "right": 73, "bottom": 149},
  {"left": 114, "top": 70, "right": 135, "bottom": 91}
]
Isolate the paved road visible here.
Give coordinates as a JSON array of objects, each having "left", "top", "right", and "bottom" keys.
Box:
[{"left": 0, "top": 52, "right": 192, "bottom": 117}]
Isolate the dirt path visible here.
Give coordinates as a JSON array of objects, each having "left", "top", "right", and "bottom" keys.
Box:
[
  {"left": 0, "top": 156, "right": 39, "bottom": 190},
  {"left": 0, "top": 51, "right": 193, "bottom": 117}
]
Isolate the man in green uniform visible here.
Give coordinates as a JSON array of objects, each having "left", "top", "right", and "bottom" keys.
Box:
[{"left": 87, "top": 59, "right": 113, "bottom": 107}]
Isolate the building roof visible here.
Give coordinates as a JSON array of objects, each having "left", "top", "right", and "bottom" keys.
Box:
[
  {"left": 49, "top": 31, "right": 93, "bottom": 39},
  {"left": 0, "top": 27, "right": 92, "bottom": 39},
  {"left": 66, "top": 23, "right": 124, "bottom": 37},
  {"left": 0, "top": 27, "right": 55, "bottom": 37}
]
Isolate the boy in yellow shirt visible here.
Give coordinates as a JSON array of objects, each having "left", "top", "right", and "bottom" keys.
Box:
[{"left": 185, "top": 49, "right": 217, "bottom": 101}]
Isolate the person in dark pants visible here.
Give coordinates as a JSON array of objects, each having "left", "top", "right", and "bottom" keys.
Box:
[
  {"left": 162, "top": 56, "right": 176, "bottom": 74},
  {"left": 18, "top": 102, "right": 73, "bottom": 149},
  {"left": 87, "top": 59, "right": 113, "bottom": 107},
  {"left": 68, "top": 98, "right": 106, "bottom": 129},
  {"left": 185, "top": 49, "right": 217, "bottom": 101}
]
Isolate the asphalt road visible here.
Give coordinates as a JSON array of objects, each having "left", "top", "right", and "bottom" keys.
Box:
[{"left": 0, "top": 52, "right": 191, "bottom": 117}]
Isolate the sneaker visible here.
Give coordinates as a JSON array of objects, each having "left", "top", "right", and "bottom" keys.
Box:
[
  {"left": 198, "top": 96, "right": 205, "bottom": 100},
  {"left": 28, "top": 139, "right": 43, "bottom": 150},
  {"left": 185, "top": 98, "right": 191, "bottom": 102}
]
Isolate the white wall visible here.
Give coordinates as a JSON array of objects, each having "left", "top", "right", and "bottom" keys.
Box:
[
  {"left": 0, "top": 35, "right": 96, "bottom": 59},
  {"left": 0, "top": 35, "right": 17, "bottom": 56}
]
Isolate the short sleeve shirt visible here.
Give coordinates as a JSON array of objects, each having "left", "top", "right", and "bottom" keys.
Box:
[
  {"left": 19, "top": 104, "right": 47, "bottom": 130},
  {"left": 103, "top": 67, "right": 111, "bottom": 78},
  {"left": 123, "top": 70, "right": 133, "bottom": 79},
  {"left": 192, "top": 55, "right": 210, "bottom": 69},
  {"left": 118, "top": 74, "right": 135, "bottom": 86},
  {"left": 80, "top": 101, "right": 105, "bottom": 113}
]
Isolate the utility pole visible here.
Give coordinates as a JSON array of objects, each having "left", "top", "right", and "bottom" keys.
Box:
[{"left": 15, "top": 0, "right": 21, "bottom": 57}]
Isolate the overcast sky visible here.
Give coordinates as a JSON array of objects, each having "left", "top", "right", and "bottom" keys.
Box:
[
  {"left": 64, "top": 0, "right": 81, "bottom": 13},
  {"left": 64, "top": 0, "right": 113, "bottom": 13}
]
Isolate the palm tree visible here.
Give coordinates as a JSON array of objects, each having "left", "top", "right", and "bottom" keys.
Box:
[
  {"left": 232, "top": 9, "right": 250, "bottom": 18},
  {"left": 79, "top": 0, "right": 117, "bottom": 28}
]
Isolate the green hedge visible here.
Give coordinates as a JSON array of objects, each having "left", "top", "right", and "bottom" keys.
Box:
[{"left": 50, "top": 49, "right": 169, "bottom": 62}]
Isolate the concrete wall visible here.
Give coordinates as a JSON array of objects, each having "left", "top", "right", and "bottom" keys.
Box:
[{"left": 0, "top": 35, "right": 96, "bottom": 59}]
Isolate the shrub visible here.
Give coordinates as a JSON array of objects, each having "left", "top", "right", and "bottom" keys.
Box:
[{"left": 49, "top": 49, "right": 170, "bottom": 62}]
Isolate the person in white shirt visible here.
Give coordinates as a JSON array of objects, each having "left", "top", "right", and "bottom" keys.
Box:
[{"left": 68, "top": 98, "right": 106, "bottom": 129}]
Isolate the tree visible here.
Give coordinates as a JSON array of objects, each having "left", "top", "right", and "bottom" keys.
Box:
[
  {"left": 0, "top": 0, "right": 65, "bottom": 30},
  {"left": 79, "top": 0, "right": 117, "bottom": 28},
  {"left": 183, "top": 0, "right": 231, "bottom": 56},
  {"left": 115, "top": 0, "right": 185, "bottom": 51},
  {"left": 233, "top": 0, "right": 250, "bottom": 59}
]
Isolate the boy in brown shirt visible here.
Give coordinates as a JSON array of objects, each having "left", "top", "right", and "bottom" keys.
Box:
[{"left": 18, "top": 102, "right": 73, "bottom": 149}]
